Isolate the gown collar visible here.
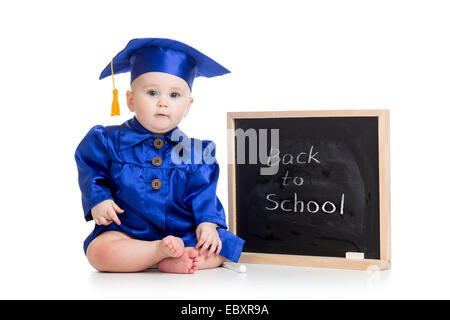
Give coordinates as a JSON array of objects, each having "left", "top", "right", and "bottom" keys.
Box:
[{"left": 118, "top": 116, "right": 189, "bottom": 151}]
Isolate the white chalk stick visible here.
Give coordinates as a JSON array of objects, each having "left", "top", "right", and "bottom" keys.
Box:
[
  {"left": 346, "top": 252, "right": 365, "bottom": 260},
  {"left": 222, "top": 262, "right": 247, "bottom": 273}
]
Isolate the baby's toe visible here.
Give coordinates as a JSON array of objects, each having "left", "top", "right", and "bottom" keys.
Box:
[
  {"left": 161, "top": 236, "right": 184, "bottom": 258},
  {"left": 163, "top": 238, "right": 172, "bottom": 250},
  {"left": 189, "top": 265, "right": 198, "bottom": 273},
  {"left": 188, "top": 250, "right": 198, "bottom": 259}
]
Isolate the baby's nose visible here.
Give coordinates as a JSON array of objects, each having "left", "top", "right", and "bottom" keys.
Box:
[{"left": 157, "top": 98, "right": 168, "bottom": 108}]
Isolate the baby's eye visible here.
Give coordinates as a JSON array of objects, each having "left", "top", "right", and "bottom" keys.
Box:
[
  {"left": 147, "top": 90, "right": 158, "bottom": 96},
  {"left": 170, "top": 92, "right": 180, "bottom": 98}
]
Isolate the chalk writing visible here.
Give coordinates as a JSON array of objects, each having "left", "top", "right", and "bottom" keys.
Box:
[{"left": 264, "top": 144, "right": 345, "bottom": 215}]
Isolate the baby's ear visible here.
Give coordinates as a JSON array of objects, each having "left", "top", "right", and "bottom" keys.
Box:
[
  {"left": 126, "top": 90, "right": 135, "bottom": 112},
  {"left": 184, "top": 96, "right": 193, "bottom": 118}
]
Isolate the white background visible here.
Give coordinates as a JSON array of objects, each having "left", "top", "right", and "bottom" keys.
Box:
[{"left": 0, "top": 0, "right": 449, "bottom": 299}]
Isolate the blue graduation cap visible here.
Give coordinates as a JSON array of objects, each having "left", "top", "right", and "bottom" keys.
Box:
[{"left": 99, "top": 38, "right": 231, "bottom": 116}]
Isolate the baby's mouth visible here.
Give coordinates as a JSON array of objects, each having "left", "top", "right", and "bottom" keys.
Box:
[{"left": 156, "top": 113, "right": 168, "bottom": 118}]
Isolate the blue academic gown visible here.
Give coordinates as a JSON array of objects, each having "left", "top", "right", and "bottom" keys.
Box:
[{"left": 74, "top": 116, "right": 244, "bottom": 262}]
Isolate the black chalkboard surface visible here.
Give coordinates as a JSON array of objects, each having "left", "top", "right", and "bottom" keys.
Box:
[{"left": 227, "top": 110, "right": 390, "bottom": 270}]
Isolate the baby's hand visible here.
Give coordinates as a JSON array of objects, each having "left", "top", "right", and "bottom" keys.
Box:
[
  {"left": 91, "top": 199, "right": 124, "bottom": 226},
  {"left": 195, "top": 222, "right": 222, "bottom": 257}
]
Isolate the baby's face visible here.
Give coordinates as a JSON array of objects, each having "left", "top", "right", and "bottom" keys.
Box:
[{"left": 126, "top": 72, "right": 193, "bottom": 134}]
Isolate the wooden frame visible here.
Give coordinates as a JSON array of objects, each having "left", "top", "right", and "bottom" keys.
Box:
[{"left": 227, "top": 109, "right": 391, "bottom": 271}]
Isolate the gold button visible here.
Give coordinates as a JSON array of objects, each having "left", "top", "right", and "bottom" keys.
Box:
[
  {"left": 152, "top": 156, "right": 163, "bottom": 167},
  {"left": 153, "top": 138, "right": 164, "bottom": 149},
  {"left": 151, "top": 178, "right": 162, "bottom": 190}
]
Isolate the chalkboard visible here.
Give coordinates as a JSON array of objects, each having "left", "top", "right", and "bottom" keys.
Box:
[{"left": 227, "top": 110, "right": 390, "bottom": 270}]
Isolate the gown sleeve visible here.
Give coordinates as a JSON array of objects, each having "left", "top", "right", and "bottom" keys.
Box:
[
  {"left": 183, "top": 141, "right": 228, "bottom": 229},
  {"left": 74, "top": 125, "right": 113, "bottom": 221}
]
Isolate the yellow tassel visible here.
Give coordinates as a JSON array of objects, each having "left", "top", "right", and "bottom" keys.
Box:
[
  {"left": 111, "top": 88, "right": 120, "bottom": 116},
  {"left": 110, "top": 57, "right": 120, "bottom": 116}
]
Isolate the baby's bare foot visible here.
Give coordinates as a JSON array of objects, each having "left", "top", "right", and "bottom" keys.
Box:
[
  {"left": 157, "top": 249, "right": 199, "bottom": 274},
  {"left": 160, "top": 235, "right": 184, "bottom": 258}
]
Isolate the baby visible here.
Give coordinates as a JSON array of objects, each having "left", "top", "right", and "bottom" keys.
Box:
[{"left": 75, "top": 38, "right": 245, "bottom": 273}]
